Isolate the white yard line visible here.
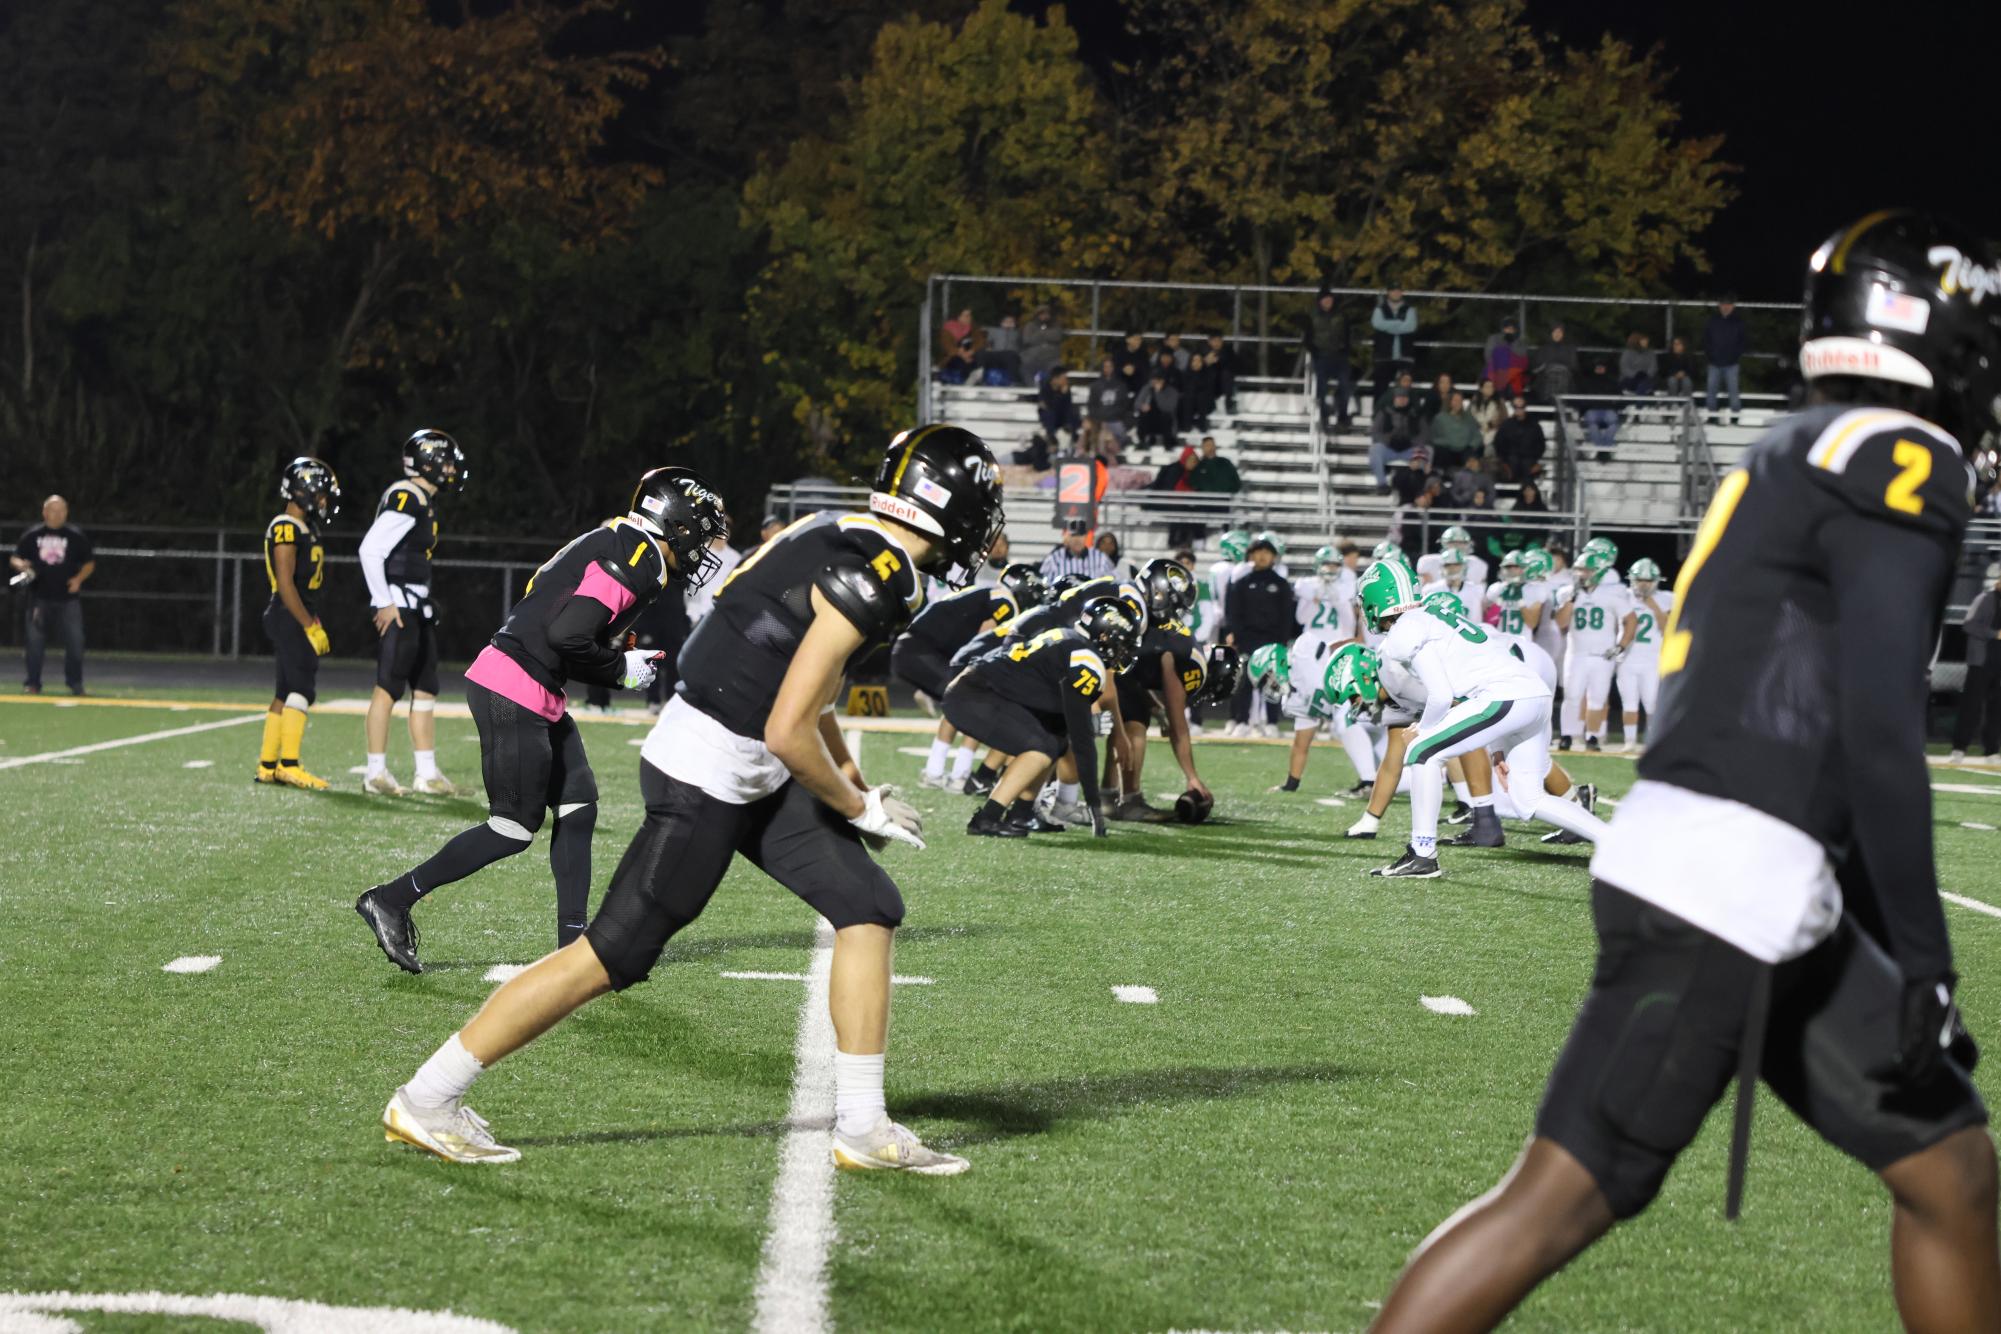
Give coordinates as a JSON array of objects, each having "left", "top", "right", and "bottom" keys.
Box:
[
  {"left": 1934, "top": 783, "right": 2001, "bottom": 797},
  {"left": 482, "top": 965, "right": 529, "bottom": 984},
  {"left": 161, "top": 956, "right": 221, "bottom": 974},
  {"left": 1113, "top": 985, "right": 1159, "bottom": 1004},
  {"left": 750, "top": 915, "right": 838, "bottom": 1334},
  {"left": 0, "top": 712, "right": 262, "bottom": 771},
  {"left": 1420, "top": 995, "right": 1476, "bottom": 1016},
  {"left": 181, "top": 759, "right": 214, "bottom": 769},
  {"left": 1942, "top": 891, "right": 2001, "bottom": 921}
]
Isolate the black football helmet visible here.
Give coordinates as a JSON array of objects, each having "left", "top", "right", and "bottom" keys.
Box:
[
  {"left": 997, "top": 562, "right": 1049, "bottom": 610},
  {"left": 1140, "top": 557, "right": 1195, "bottom": 622},
  {"left": 402, "top": 429, "right": 467, "bottom": 494},
  {"left": 630, "top": 466, "right": 730, "bottom": 587},
  {"left": 1803, "top": 211, "right": 2001, "bottom": 492},
  {"left": 869, "top": 425, "right": 1005, "bottom": 590},
  {"left": 1199, "top": 643, "right": 1243, "bottom": 705},
  {"left": 1050, "top": 573, "right": 1089, "bottom": 599},
  {"left": 1076, "top": 596, "right": 1142, "bottom": 673},
  {"left": 279, "top": 456, "right": 341, "bottom": 526}
]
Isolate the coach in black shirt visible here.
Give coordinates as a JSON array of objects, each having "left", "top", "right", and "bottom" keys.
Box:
[
  {"left": 1223, "top": 535, "right": 1295, "bottom": 731},
  {"left": 10, "top": 495, "right": 95, "bottom": 695}
]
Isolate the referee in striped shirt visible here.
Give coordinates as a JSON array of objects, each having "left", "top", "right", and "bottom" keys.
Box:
[{"left": 1040, "top": 518, "right": 1116, "bottom": 582}]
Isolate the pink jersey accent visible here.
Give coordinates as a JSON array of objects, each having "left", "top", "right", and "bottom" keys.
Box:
[
  {"left": 575, "top": 563, "right": 637, "bottom": 619},
  {"left": 465, "top": 644, "right": 566, "bottom": 723}
]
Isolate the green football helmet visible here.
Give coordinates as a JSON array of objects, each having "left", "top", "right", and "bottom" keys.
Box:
[
  {"left": 1440, "top": 548, "right": 1467, "bottom": 584},
  {"left": 1326, "top": 643, "right": 1381, "bottom": 709},
  {"left": 1521, "top": 547, "right": 1554, "bottom": 581},
  {"left": 1314, "top": 544, "right": 1341, "bottom": 577},
  {"left": 1255, "top": 529, "right": 1287, "bottom": 559},
  {"left": 1498, "top": 549, "right": 1527, "bottom": 579},
  {"left": 1440, "top": 524, "right": 1472, "bottom": 552},
  {"left": 1582, "top": 535, "right": 1619, "bottom": 564},
  {"left": 1219, "top": 530, "right": 1250, "bottom": 563},
  {"left": 1370, "top": 539, "right": 1408, "bottom": 569},
  {"left": 1423, "top": 590, "right": 1467, "bottom": 620},
  {"left": 1577, "top": 550, "right": 1614, "bottom": 587},
  {"left": 1628, "top": 557, "right": 1663, "bottom": 593},
  {"left": 1358, "top": 558, "right": 1422, "bottom": 631},
  {"left": 1246, "top": 640, "right": 1292, "bottom": 700}
]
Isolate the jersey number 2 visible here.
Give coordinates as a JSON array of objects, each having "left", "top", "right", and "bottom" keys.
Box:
[{"left": 1885, "top": 439, "right": 1930, "bottom": 516}]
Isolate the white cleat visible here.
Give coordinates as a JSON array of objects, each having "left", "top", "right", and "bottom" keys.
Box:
[
  {"left": 381, "top": 1088, "right": 520, "bottom": 1164},
  {"left": 1044, "top": 799, "right": 1095, "bottom": 827},
  {"left": 913, "top": 690, "right": 938, "bottom": 718},
  {"left": 364, "top": 771, "right": 409, "bottom": 797},
  {"left": 411, "top": 774, "right": 458, "bottom": 797},
  {"left": 832, "top": 1115, "right": 968, "bottom": 1176},
  {"left": 918, "top": 770, "right": 952, "bottom": 791}
]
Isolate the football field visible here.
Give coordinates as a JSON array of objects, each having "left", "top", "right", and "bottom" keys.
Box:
[{"left": 4, "top": 693, "right": 2001, "bottom": 1332}]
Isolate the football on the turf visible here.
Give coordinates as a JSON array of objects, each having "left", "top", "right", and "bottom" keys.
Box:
[{"left": 1174, "top": 789, "right": 1214, "bottom": 824}]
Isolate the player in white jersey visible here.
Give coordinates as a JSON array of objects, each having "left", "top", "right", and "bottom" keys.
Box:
[
  {"left": 1614, "top": 557, "right": 1672, "bottom": 752},
  {"left": 1208, "top": 529, "right": 1249, "bottom": 623},
  {"left": 1356, "top": 562, "right": 1607, "bottom": 875},
  {"left": 1529, "top": 546, "right": 1571, "bottom": 701},
  {"left": 1430, "top": 548, "right": 1485, "bottom": 623},
  {"left": 1439, "top": 524, "right": 1490, "bottom": 590},
  {"left": 1554, "top": 550, "right": 1636, "bottom": 752},
  {"left": 1296, "top": 544, "right": 1358, "bottom": 647},
  {"left": 1486, "top": 548, "right": 1548, "bottom": 650},
  {"left": 1246, "top": 632, "right": 1351, "bottom": 793}
]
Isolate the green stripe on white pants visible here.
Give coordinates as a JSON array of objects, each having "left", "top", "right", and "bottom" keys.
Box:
[{"left": 1407, "top": 692, "right": 1554, "bottom": 846}]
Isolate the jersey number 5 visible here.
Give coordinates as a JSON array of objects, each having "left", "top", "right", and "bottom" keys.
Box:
[{"left": 1660, "top": 469, "right": 1750, "bottom": 676}]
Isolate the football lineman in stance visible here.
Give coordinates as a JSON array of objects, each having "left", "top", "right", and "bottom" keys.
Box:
[
  {"left": 255, "top": 458, "right": 341, "bottom": 790},
  {"left": 355, "top": 468, "right": 728, "bottom": 971},
  {"left": 894, "top": 563, "right": 1046, "bottom": 789},
  {"left": 379, "top": 426, "right": 1002, "bottom": 1175},
  {"left": 1107, "top": 559, "right": 1211, "bottom": 818},
  {"left": 1373, "top": 210, "right": 2001, "bottom": 1333}
]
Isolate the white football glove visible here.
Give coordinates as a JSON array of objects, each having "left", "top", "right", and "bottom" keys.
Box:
[
  {"left": 1346, "top": 810, "right": 1380, "bottom": 839},
  {"left": 851, "top": 785, "right": 926, "bottom": 851},
  {"left": 1600, "top": 645, "right": 1624, "bottom": 661},
  {"left": 620, "top": 649, "right": 665, "bottom": 690}
]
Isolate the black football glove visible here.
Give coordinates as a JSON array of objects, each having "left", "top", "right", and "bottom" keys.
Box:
[{"left": 1896, "top": 973, "right": 1974, "bottom": 1081}]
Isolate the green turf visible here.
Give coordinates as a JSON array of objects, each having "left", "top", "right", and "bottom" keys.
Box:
[{"left": 2, "top": 696, "right": 1999, "bottom": 1332}]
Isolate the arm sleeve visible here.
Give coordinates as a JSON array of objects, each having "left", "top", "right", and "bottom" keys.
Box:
[
  {"left": 1412, "top": 648, "right": 1455, "bottom": 733},
  {"left": 1059, "top": 681, "right": 1102, "bottom": 812},
  {"left": 546, "top": 579, "right": 625, "bottom": 688},
  {"left": 358, "top": 509, "right": 416, "bottom": 608},
  {"left": 1823, "top": 512, "right": 1957, "bottom": 978}
]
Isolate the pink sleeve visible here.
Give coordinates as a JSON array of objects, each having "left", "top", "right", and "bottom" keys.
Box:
[{"left": 575, "top": 563, "right": 637, "bottom": 618}]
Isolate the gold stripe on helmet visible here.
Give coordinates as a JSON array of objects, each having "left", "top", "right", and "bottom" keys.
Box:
[{"left": 1829, "top": 209, "right": 1900, "bottom": 275}]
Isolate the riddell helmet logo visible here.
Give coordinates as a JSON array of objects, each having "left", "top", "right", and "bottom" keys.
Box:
[{"left": 1929, "top": 246, "right": 2001, "bottom": 305}]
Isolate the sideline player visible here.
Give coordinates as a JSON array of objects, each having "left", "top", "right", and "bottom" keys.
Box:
[
  {"left": 893, "top": 563, "right": 1045, "bottom": 789},
  {"left": 1615, "top": 557, "right": 1671, "bottom": 751},
  {"left": 1553, "top": 550, "right": 1635, "bottom": 752},
  {"left": 355, "top": 468, "right": 728, "bottom": 971},
  {"left": 1439, "top": 524, "right": 1489, "bottom": 590},
  {"left": 359, "top": 429, "right": 467, "bottom": 796},
  {"left": 256, "top": 457, "right": 341, "bottom": 790},
  {"left": 1371, "top": 210, "right": 2001, "bottom": 1332},
  {"left": 378, "top": 425, "right": 1003, "bottom": 1173},
  {"left": 1487, "top": 548, "right": 1547, "bottom": 649},
  {"left": 947, "top": 595, "right": 1137, "bottom": 836}
]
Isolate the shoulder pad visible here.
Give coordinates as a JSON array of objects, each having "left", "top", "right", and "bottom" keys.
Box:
[
  {"left": 987, "top": 587, "right": 1020, "bottom": 625},
  {"left": 833, "top": 516, "right": 923, "bottom": 609},
  {"left": 1801, "top": 409, "right": 1972, "bottom": 534},
  {"left": 603, "top": 523, "right": 668, "bottom": 591},
  {"left": 816, "top": 560, "right": 911, "bottom": 641},
  {"left": 266, "top": 515, "right": 299, "bottom": 541},
  {"left": 1066, "top": 646, "right": 1108, "bottom": 695},
  {"left": 379, "top": 481, "right": 428, "bottom": 514}
]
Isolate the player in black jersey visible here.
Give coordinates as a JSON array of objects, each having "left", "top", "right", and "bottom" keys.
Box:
[
  {"left": 359, "top": 429, "right": 466, "bottom": 797},
  {"left": 897, "top": 563, "right": 1047, "bottom": 790},
  {"left": 1106, "top": 559, "right": 1212, "bottom": 821},
  {"left": 1374, "top": 213, "right": 2001, "bottom": 1332},
  {"left": 255, "top": 457, "right": 341, "bottom": 790},
  {"left": 946, "top": 595, "right": 1140, "bottom": 837},
  {"left": 379, "top": 426, "right": 1003, "bottom": 1173},
  {"left": 354, "top": 467, "right": 727, "bottom": 974}
]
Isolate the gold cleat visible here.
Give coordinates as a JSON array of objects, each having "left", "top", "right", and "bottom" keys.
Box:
[
  {"left": 832, "top": 1116, "right": 969, "bottom": 1176},
  {"left": 254, "top": 764, "right": 279, "bottom": 785},
  {"left": 274, "top": 764, "right": 330, "bottom": 791},
  {"left": 410, "top": 774, "right": 459, "bottom": 797},
  {"left": 382, "top": 1088, "right": 520, "bottom": 1164}
]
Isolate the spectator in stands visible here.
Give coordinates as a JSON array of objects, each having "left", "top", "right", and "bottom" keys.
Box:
[
  {"left": 939, "top": 307, "right": 975, "bottom": 363},
  {"left": 1303, "top": 287, "right": 1355, "bottom": 429},
  {"left": 1659, "top": 334, "right": 1695, "bottom": 399},
  {"left": 1041, "top": 517, "right": 1115, "bottom": 581},
  {"left": 1224, "top": 535, "right": 1296, "bottom": 736},
  {"left": 1193, "top": 435, "right": 1241, "bottom": 496},
  {"left": 1952, "top": 562, "right": 2001, "bottom": 762},
  {"left": 1135, "top": 372, "right": 1181, "bottom": 449},
  {"left": 1448, "top": 452, "right": 1490, "bottom": 507},
  {"left": 1096, "top": 530, "right": 1124, "bottom": 570},
  {"left": 1619, "top": 330, "right": 1658, "bottom": 397},
  {"left": 1579, "top": 356, "right": 1621, "bottom": 458},
  {"left": 980, "top": 311, "right": 1022, "bottom": 385},
  {"left": 1513, "top": 480, "right": 1551, "bottom": 515},
  {"left": 1204, "top": 335, "right": 1240, "bottom": 414},
  {"left": 937, "top": 336, "right": 979, "bottom": 384},
  {"left": 1493, "top": 394, "right": 1545, "bottom": 482},
  {"left": 1471, "top": 377, "right": 1505, "bottom": 450},
  {"left": 1153, "top": 446, "right": 1205, "bottom": 548},
  {"left": 1182, "top": 352, "right": 1218, "bottom": 431},
  {"left": 1429, "top": 389, "right": 1482, "bottom": 472},
  {"left": 1162, "top": 332, "right": 1190, "bottom": 371},
  {"left": 1119, "top": 333, "right": 1149, "bottom": 389},
  {"left": 1370, "top": 384, "right": 1426, "bottom": 492},
  {"left": 1039, "top": 368, "right": 1081, "bottom": 446},
  {"left": 1087, "top": 357, "right": 1134, "bottom": 448},
  {"left": 12, "top": 494, "right": 94, "bottom": 696},
  {"left": 1529, "top": 321, "right": 1578, "bottom": 404},
  {"left": 1370, "top": 285, "right": 1418, "bottom": 406},
  {"left": 1703, "top": 295, "right": 1746, "bottom": 424},
  {"left": 1420, "top": 371, "right": 1454, "bottom": 425},
  {"left": 1154, "top": 348, "right": 1183, "bottom": 389},
  {"left": 1483, "top": 317, "right": 1529, "bottom": 398},
  {"left": 1020, "top": 303, "right": 1067, "bottom": 384},
  {"left": 1078, "top": 419, "right": 1121, "bottom": 465},
  {"left": 1391, "top": 443, "right": 1438, "bottom": 506}
]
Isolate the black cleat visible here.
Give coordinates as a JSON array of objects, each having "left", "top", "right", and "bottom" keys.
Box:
[
  {"left": 967, "top": 808, "right": 1027, "bottom": 838},
  {"left": 1370, "top": 844, "right": 1442, "bottom": 879},
  {"left": 1584, "top": 736, "right": 1603, "bottom": 753},
  {"left": 1006, "top": 812, "right": 1068, "bottom": 834},
  {"left": 1346, "top": 780, "right": 1375, "bottom": 796},
  {"left": 1447, "top": 807, "right": 1506, "bottom": 847},
  {"left": 1541, "top": 827, "right": 1589, "bottom": 845},
  {"left": 1445, "top": 800, "right": 1474, "bottom": 826},
  {"left": 1111, "top": 794, "right": 1173, "bottom": 823},
  {"left": 1574, "top": 783, "right": 1598, "bottom": 814},
  {"left": 961, "top": 769, "right": 997, "bottom": 797},
  {"left": 356, "top": 886, "right": 423, "bottom": 973},
  {"left": 1557, "top": 735, "right": 1573, "bottom": 752}
]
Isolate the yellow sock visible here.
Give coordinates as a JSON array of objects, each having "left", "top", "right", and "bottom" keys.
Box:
[
  {"left": 279, "top": 707, "right": 308, "bottom": 764},
  {"left": 259, "top": 712, "right": 283, "bottom": 767}
]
